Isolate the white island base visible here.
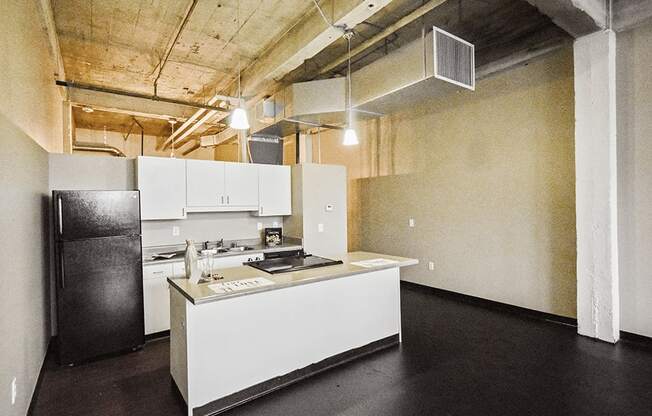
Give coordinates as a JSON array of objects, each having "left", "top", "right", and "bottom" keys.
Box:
[{"left": 169, "top": 252, "right": 415, "bottom": 416}]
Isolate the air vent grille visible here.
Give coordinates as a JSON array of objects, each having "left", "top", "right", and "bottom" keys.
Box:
[{"left": 434, "top": 28, "right": 475, "bottom": 90}]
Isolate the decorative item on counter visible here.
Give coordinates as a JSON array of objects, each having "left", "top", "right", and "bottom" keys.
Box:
[
  {"left": 264, "top": 227, "right": 282, "bottom": 247},
  {"left": 184, "top": 240, "right": 201, "bottom": 284}
]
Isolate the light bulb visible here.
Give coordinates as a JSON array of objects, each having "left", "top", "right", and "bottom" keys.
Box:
[
  {"left": 342, "top": 128, "right": 359, "bottom": 146},
  {"left": 230, "top": 107, "right": 250, "bottom": 130}
]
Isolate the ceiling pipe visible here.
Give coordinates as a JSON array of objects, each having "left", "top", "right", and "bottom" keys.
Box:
[
  {"left": 318, "top": 0, "right": 448, "bottom": 75},
  {"left": 56, "top": 80, "right": 229, "bottom": 114},
  {"left": 154, "top": 0, "right": 199, "bottom": 97},
  {"left": 72, "top": 141, "right": 126, "bottom": 157},
  {"left": 163, "top": 109, "right": 219, "bottom": 150}
]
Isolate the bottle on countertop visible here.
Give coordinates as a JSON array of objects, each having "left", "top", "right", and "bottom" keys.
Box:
[{"left": 184, "top": 240, "right": 201, "bottom": 284}]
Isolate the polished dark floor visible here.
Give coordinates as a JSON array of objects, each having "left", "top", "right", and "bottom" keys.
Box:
[{"left": 31, "top": 283, "right": 652, "bottom": 416}]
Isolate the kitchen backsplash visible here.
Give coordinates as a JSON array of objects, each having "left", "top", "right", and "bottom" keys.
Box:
[{"left": 141, "top": 211, "right": 283, "bottom": 247}]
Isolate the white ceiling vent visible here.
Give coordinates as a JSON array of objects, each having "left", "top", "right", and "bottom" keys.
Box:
[
  {"left": 434, "top": 27, "right": 475, "bottom": 90},
  {"left": 352, "top": 26, "right": 475, "bottom": 115}
]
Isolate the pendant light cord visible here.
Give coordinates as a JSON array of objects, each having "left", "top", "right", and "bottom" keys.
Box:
[
  {"left": 237, "top": 0, "right": 242, "bottom": 106},
  {"left": 345, "top": 31, "right": 353, "bottom": 128}
]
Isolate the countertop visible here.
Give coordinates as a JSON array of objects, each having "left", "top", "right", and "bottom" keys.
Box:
[
  {"left": 143, "top": 239, "right": 303, "bottom": 265},
  {"left": 168, "top": 251, "right": 418, "bottom": 305}
]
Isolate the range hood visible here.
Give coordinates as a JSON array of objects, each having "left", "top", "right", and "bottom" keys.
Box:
[
  {"left": 252, "top": 27, "right": 474, "bottom": 138},
  {"left": 352, "top": 26, "right": 475, "bottom": 114}
]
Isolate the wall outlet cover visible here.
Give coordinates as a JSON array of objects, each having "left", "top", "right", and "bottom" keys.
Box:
[
  {"left": 257, "top": 222, "right": 263, "bottom": 231},
  {"left": 428, "top": 261, "right": 435, "bottom": 271},
  {"left": 272, "top": 222, "right": 279, "bottom": 227},
  {"left": 172, "top": 226, "right": 180, "bottom": 236},
  {"left": 318, "top": 223, "right": 324, "bottom": 233},
  {"left": 409, "top": 218, "right": 415, "bottom": 228}
]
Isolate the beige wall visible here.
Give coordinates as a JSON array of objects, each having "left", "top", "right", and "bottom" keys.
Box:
[
  {"left": 331, "top": 47, "right": 577, "bottom": 318},
  {"left": 0, "top": 2, "right": 62, "bottom": 415},
  {"left": 0, "top": 0, "right": 63, "bottom": 153},
  {"left": 617, "top": 23, "right": 652, "bottom": 338}
]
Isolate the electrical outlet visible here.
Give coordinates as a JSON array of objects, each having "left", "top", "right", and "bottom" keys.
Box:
[
  {"left": 11, "top": 377, "right": 16, "bottom": 406},
  {"left": 318, "top": 223, "right": 324, "bottom": 233},
  {"left": 428, "top": 261, "right": 435, "bottom": 271},
  {"left": 272, "top": 222, "right": 279, "bottom": 227},
  {"left": 257, "top": 222, "right": 263, "bottom": 231},
  {"left": 409, "top": 218, "right": 415, "bottom": 228},
  {"left": 172, "top": 226, "right": 180, "bottom": 237}
]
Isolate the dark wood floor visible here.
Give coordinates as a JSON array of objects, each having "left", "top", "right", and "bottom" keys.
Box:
[{"left": 31, "top": 283, "right": 652, "bottom": 416}]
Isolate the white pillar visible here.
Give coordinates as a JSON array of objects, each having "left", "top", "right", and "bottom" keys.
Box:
[{"left": 574, "top": 30, "right": 619, "bottom": 343}]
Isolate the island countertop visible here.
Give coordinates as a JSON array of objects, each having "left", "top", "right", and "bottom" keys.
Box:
[{"left": 168, "top": 251, "right": 418, "bottom": 305}]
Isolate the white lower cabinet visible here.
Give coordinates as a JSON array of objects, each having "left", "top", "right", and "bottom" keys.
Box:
[
  {"left": 143, "top": 263, "right": 173, "bottom": 335},
  {"left": 143, "top": 254, "right": 264, "bottom": 334}
]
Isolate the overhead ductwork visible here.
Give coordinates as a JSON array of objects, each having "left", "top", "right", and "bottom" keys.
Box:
[
  {"left": 352, "top": 26, "right": 475, "bottom": 114},
  {"left": 252, "top": 26, "right": 474, "bottom": 137}
]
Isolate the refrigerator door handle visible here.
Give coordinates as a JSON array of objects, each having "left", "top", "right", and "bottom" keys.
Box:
[
  {"left": 60, "top": 251, "right": 65, "bottom": 288},
  {"left": 58, "top": 197, "right": 63, "bottom": 236}
]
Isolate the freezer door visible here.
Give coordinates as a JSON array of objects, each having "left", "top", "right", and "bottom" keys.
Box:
[
  {"left": 56, "top": 235, "right": 144, "bottom": 365},
  {"left": 53, "top": 190, "right": 141, "bottom": 241}
]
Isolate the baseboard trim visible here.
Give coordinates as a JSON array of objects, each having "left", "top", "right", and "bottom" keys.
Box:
[
  {"left": 192, "top": 334, "right": 400, "bottom": 416},
  {"left": 27, "top": 337, "right": 53, "bottom": 415},
  {"left": 620, "top": 330, "right": 652, "bottom": 348},
  {"left": 145, "top": 330, "right": 170, "bottom": 342},
  {"left": 400, "top": 280, "right": 578, "bottom": 327}
]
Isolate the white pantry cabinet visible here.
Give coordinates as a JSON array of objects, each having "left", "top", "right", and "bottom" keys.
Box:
[
  {"left": 255, "top": 164, "right": 291, "bottom": 216},
  {"left": 137, "top": 156, "right": 187, "bottom": 220}
]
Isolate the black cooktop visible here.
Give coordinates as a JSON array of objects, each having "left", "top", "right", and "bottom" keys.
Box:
[{"left": 247, "top": 254, "right": 343, "bottom": 274}]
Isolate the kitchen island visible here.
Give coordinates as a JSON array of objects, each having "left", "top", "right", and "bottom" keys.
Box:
[{"left": 168, "top": 251, "right": 417, "bottom": 416}]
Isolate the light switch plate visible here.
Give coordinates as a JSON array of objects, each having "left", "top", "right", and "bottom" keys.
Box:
[
  {"left": 409, "top": 218, "right": 415, "bottom": 228},
  {"left": 428, "top": 261, "right": 435, "bottom": 271},
  {"left": 172, "top": 226, "right": 180, "bottom": 236},
  {"left": 318, "top": 223, "right": 324, "bottom": 233},
  {"left": 257, "top": 222, "right": 263, "bottom": 231}
]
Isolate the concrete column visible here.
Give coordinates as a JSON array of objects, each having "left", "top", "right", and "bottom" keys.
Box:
[{"left": 574, "top": 30, "right": 619, "bottom": 343}]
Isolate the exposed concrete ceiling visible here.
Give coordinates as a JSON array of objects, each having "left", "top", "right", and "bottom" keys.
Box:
[
  {"left": 53, "top": 0, "right": 315, "bottom": 102},
  {"left": 51, "top": 0, "right": 577, "bottom": 146}
]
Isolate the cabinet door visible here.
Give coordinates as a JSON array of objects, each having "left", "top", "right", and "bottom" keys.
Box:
[
  {"left": 143, "top": 263, "right": 173, "bottom": 335},
  {"left": 224, "top": 162, "right": 259, "bottom": 208},
  {"left": 186, "top": 160, "right": 225, "bottom": 209},
  {"left": 137, "top": 157, "right": 187, "bottom": 220},
  {"left": 257, "top": 165, "right": 291, "bottom": 216}
]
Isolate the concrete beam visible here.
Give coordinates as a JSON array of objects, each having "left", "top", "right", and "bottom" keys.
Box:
[
  {"left": 574, "top": 30, "right": 619, "bottom": 343},
  {"left": 241, "top": 0, "right": 392, "bottom": 98},
  {"left": 525, "top": 0, "right": 606, "bottom": 37},
  {"left": 613, "top": 0, "right": 652, "bottom": 32}
]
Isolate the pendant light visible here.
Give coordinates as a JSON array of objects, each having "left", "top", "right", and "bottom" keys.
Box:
[
  {"left": 342, "top": 30, "right": 358, "bottom": 146},
  {"left": 230, "top": 0, "right": 250, "bottom": 130}
]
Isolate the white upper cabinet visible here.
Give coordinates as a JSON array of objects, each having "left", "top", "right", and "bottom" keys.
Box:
[
  {"left": 137, "top": 156, "right": 187, "bottom": 220},
  {"left": 224, "top": 162, "right": 259, "bottom": 209},
  {"left": 255, "top": 164, "right": 291, "bottom": 216},
  {"left": 186, "top": 160, "right": 225, "bottom": 210}
]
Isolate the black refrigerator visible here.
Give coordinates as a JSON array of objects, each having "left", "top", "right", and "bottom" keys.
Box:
[{"left": 53, "top": 190, "right": 145, "bottom": 365}]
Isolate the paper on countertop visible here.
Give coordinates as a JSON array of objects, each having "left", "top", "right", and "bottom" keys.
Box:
[
  {"left": 350, "top": 258, "right": 399, "bottom": 268},
  {"left": 208, "top": 277, "right": 275, "bottom": 294}
]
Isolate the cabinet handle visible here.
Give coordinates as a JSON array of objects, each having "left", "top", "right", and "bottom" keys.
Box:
[
  {"left": 221, "top": 195, "right": 224, "bottom": 204},
  {"left": 227, "top": 196, "right": 230, "bottom": 204},
  {"left": 260, "top": 206, "right": 264, "bottom": 215}
]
